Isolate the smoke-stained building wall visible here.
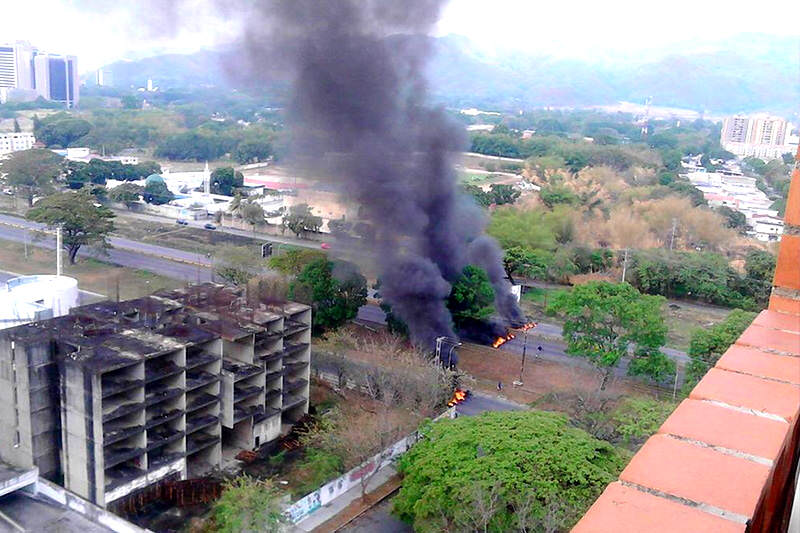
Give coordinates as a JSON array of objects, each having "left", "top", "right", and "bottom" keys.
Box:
[{"left": 0, "top": 283, "right": 311, "bottom": 507}]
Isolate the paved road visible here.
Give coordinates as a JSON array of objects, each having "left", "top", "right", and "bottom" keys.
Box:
[{"left": 0, "top": 214, "right": 214, "bottom": 282}]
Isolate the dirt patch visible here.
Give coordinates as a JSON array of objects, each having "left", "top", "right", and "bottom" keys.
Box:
[{"left": 456, "top": 342, "right": 673, "bottom": 405}]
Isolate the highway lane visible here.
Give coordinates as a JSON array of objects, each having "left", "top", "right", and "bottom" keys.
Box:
[{"left": 0, "top": 220, "right": 213, "bottom": 282}]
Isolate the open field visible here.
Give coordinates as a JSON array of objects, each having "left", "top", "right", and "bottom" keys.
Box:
[{"left": 0, "top": 237, "right": 181, "bottom": 300}]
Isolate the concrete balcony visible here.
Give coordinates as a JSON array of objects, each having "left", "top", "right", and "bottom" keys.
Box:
[
  {"left": 145, "top": 361, "right": 184, "bottom": 383},
  {"left": 103, "top": 423, "right": 145, "bottom": 446},
  {"left": 185, "top": 351, "right": 219, "bottom": 370},
  {"left": 186, "top": 369, "right": 219, "bottom": 391},
  {"left": 233, "top": 404, "right": 265, "bottom": 424},
  {"left": 104, "top": 446, "right": 145, "bottom": 469},
  {"left": 222, "top": 360, "right": 264, "bottom": 382},
  {"left": 186, "top": 414, "right": 219, "bottom": 434},
  {"left": 234, "top": 384, "right": 264, "bottom": 403},
  {"left": 186, "top": 432, "right": 218, "bottom": 456},
  {"left": 186, "top": 392, "right": 219, "bottom": 413},
  {"left": 145, "top": 407, "right": 182, "bottom": 429},
  {"left": 101, "top": 377, "right": 145, "bottom": 399},
  {"left": 146, "top": 427, "right": 184, "bottom": 451}
]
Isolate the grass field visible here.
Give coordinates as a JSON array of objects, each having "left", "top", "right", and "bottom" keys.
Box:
[{"left": 0, "top": 238, "right": 181, "bottom": 300}]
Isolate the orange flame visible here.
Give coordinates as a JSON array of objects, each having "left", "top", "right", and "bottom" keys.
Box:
[
  {"left": 518, "top": 322, "right": 536, "bottom": 332},
  {"left": 492, "top": 332, "right": 516, "bottom": 348},
  {"left": 447, "top": 388, "right": 469, "bottom": 407}
]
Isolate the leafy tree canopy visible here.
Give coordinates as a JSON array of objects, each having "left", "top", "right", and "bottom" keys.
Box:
[
  {"left": 394, "top": 410, "right": 625, "bottom": 533},
  {"left": 548, "top": 281, "right": 672, "bottom": 389},
  {"left": 282, "top": 203, "right": 323, "bottom": 238},
  {"left": 685, "top": 309, "right": 756, "bottom": 390},
  {"left": 447, "top": 265, "right": 495, "bottom": 326},
  {"left": 35, "top": 114, "right": 92, "bottom": 147},
  {"left": 211, "top": 166, "right": 244, "bottom": 196},
  {"left": 142, "top": 179, "right": 174, "bottom": 205},
  {"left": 212, "top": 476, "right": 287, "bottom": 533},
  {"left": 0, "top": 149, "right": 63, "bottom": 205},
  {"left": 27, "top": 190, "right": 115, "bottom": 263},
  {"left": 107, "top": 182, "right": 144, "bottom": 208},
  {"left": 289, "top": 258, "right": 367, "bottom": 334}
]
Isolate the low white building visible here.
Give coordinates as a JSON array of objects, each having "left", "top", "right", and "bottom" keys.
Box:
[
  {"left": 0, "top": 275, "right": 78, "bottom": 330},
  {"left": 749, "top": 215, "right": 784, "bottom": 242},
  {"left": 0, "top": 132, "right": 35, "bottom": 155}
]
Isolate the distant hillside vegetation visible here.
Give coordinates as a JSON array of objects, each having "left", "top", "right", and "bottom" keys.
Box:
[{"left": 91, "top": 34, "right": 799, "bottom": 115}]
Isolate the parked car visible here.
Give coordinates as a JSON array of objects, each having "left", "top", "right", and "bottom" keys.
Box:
[
  {"left": 320, "top": 242, "right": 331, "bottom": 250},
  {"left": 203, "top": 223, "right": 217, "bottom": 230},
  {"left": 176, "top": 219, "right": 189, "bottom": 225}
]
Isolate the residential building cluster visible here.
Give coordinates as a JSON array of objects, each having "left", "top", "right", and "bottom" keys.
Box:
[
  {"left": 0, "top": 283, "right": 311, "bottom": 508},
  {"left": 0, "top": 41, "right": 79, "bottom": 107},
  {"left": 0, "top": 131, "right": 36, "bottom": 155},
  {"left": 721, "top": 114, "right": 798, "bottom": 160},
  {"left": 684, "top": 167, "right": 783, "bottom": 241}
]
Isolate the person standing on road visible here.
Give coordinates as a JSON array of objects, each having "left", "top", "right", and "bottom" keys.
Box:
[{"left": 497, "top": 381, "right": 503, "bottom": 391}]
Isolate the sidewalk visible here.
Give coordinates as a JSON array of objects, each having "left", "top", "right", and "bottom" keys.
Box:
[{"left": 290, "top": 465, "right": 399, "bottom": 533}]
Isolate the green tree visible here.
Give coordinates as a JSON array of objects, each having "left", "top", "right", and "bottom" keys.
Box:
[
  {"left": 268, "top": 248, "right": 326, "bottom": 276},
  {"left": 142, "top": 179, "right": 174, "bottom": 205},
  {"left": 234, "top": 138, "right": 273, "bottom": 164},
  {"left": 716, "top": 206, "right": 748, "bottom": 231},
  {"left": 120, "top": 95, "right": 140, "bottom": 109},
  {"left": 107, "top": 183, "right": 144, "bottom": 208},
  {"left": 548, "top": 281, "right": 672, "bottom": 389},
  {"left": 36, "top": 116, "right": 92, "bottom": 147},
  {"left": 211, "top": 167, "right": 244, "bottom": 196},
  {"left": 212, "top": 476, "right": 287, "bottom": 533},
  {"left": 27, "top": 190, "right": 115, "bottom": 263},
  {"left": 488, "top": 184, "right": 520, "bottom": 205},
  {"left": 394, "top": 411, "right": 625, "bottom": 533},
  {"left": 289, "top": 258, "right": 367, "bottom": 334},
  {"left": 447, "top": 265, "right": 495, "bottom": 327},
  {"left": 744, "top": 249, "right": 776, "bottom": 281},
  {"left": 539, "top": 184, "right": 578, "bottom": 208},
  {"left": 214, "top": 244, "right": 265, "bottom": 286},
  {"left": 282, "top": 203, "right": 322, "bottom": 238},
  {"left": 0, "top": 149, "right": 64, "bottom": 206},
  {"left": 13, "top": 119, "right": 21, "bottom": 133},
  {"left": 685, "top": 309, "right": 756, "bottom": 390},
  {"left": 240, "top": 201, "right": 265, "bottom": 230}
]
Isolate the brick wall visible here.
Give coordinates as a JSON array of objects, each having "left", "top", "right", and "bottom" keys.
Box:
[{"left": 573, "top": 147, "right": 800, "bottom": 532}]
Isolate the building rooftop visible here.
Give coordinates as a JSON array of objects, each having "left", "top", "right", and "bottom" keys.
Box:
[{"left": 0, "top": 283, "right": 311, "bottom": 374}]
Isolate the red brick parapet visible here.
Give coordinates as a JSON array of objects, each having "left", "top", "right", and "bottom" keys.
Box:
[{"left": 574, "top": 146, "right": 800, "bottom": 532}]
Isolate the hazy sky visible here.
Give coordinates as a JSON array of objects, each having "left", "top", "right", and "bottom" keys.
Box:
[{"left": 2, "top": 0, "right": 798, "bottom": 72}]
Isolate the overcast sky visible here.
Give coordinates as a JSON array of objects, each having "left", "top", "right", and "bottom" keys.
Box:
[{"left": 2, "top": 0, "right": 798, "bottom": 73}]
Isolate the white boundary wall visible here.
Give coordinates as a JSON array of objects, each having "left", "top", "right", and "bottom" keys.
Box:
[{"left": 285, "top": 407, "right": 456, "bottom": 524}]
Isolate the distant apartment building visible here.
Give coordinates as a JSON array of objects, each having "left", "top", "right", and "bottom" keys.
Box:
[
  {"left": 721, "top": 114, "right": 797, "bottom": 160},
  {"left": 95, "top": 68, "right": 113, "bottom": 87},
  {"left": 0, "top": 42, "right": 79, "bottom": 107},
  {"left": 0, "top": 41, "right": 36, "bottom": 90},
  {"left": 0, "top": 283, "right": 311, "bottom": 507},
  {"left": 0, "top": 131, "right": 36, "bottom": 154},
  {"left": 34, "top": 54, "right": 79, "bottom": 107}
]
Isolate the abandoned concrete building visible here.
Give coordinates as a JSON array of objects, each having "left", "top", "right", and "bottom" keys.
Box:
[{"left": 0, "top": 283, "right": 311, "bottom": 507}]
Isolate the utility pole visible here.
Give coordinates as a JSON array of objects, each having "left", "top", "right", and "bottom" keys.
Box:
[
  {"left": 56, "top": 226, "right": 62, "bottom": 277},
  {"left": 515, "top": 329, "right": 529, "bottom": 386},
  {"left": 621, "top": 247, "right": 629, "bottom": 283},
  {"left": 669, "top": 218, "right": 678, "bottom": 251}
]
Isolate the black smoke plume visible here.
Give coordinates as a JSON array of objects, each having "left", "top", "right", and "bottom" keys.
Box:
[{"left": 100, "top": 0, "right": 526, "bottom": 347}]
